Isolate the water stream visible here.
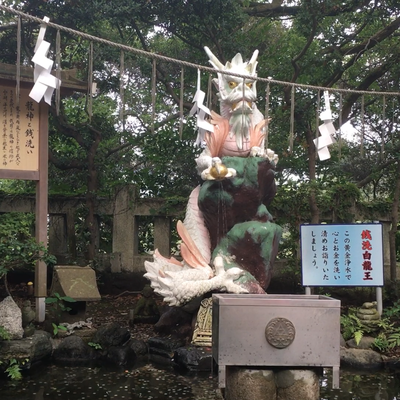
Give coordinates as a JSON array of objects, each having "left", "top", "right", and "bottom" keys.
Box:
[{"left": 1, "top": 363, "right": 399, "bottom": 400}]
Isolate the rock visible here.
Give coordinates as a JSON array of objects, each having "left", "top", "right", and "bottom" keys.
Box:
[
  {"left": 0, "top": 330, "right": 52, "bottom": 367},
  {"left": 60, "top": 319, "right": 93, "bottom": 335},
  {"left": 21, "top": 300, "right": 35, "bottom": 328},
  {"left": 340, "top": 347, "right": 382, "bottom": 369},
  {"left": 0, "top": 296, "right": 24, "bottom": 339},
  {"left": 53, "top": 335, "right": 96, "bottom": 365},
  {"left": 30, "top": 331, "right": 53, "bottom": 363},
  {"left": 346, "top": 336, "right": 376, "bottom": 350},
  {"left": 127, "top": 338, "right": 148, "bottom": 357},
  {"left": 104, "top": 345, "right": 136, "bottom": 367},
  {"left": 225, "top": 367, "right": 276, "bottom": 400},
  {"left": 147, "top": 336, "right": 186, "bottom": 365},
  {"left": 154, "top": 306, "right": 193, "bottom": 337},
  {"left": 91, "top": 322, "right": 130, "bottom": 348},
  {"left": 73, "top": 327, "right": 96, "bottom": 341},
  {"left": 132, "top": 285, "right": 160, "bottom": 324},
  {"left": 275, "top": 369, "right": 320, "bottom": 400},
  {"left": 173, "top": 346, "right": 212, "bottom": 371},
  {"left": 147, "top": 336, "right": 186, "bottom": 353},
  {"left": 23, "top": 323, "right": 36, "bottom": 338},
  {"left": 381, "top": 354, "right": 400, "bottom": 369}
]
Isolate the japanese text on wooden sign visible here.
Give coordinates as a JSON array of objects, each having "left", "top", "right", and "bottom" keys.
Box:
[
  {"left": 1, "top": 86, "right": 39, "bottom": 171},
  {"left": 301, "top": 224, "right": 383, "bottom": 286}
]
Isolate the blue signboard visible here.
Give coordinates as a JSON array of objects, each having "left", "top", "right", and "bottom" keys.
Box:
[{"left": 301, "top": 224, "right": 384, "bottom": 286}]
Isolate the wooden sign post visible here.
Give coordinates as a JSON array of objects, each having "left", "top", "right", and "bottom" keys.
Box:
[
  {"left": 0, "top": 81, "right": 48, "bottom": 321},
  {"left": 0, "top": 61, "right": 86, "bottom": 321}
]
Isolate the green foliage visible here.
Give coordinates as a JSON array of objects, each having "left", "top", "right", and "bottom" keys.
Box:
[
  {"left": 45, "top": 293, "right": 77, "bottom": 324},
  {"left": 387, "top": 332, "right": 400, "bottom": 348},
  {"left": 51, "top": 323, "right": 68, "bottom": 337},
  {"left": 137, "top": 216, "right": 154, "bottom": 255},
  {"left": 340, "top": 310, "right": 366, "bottom": 344},
  {"left": 45, "top": 293, "right": 76, "bottom": 309},
  {"left": 374, "top": 332, "right": 400, "bottom": 352},
  {"left": 0, "top": 212, "right": 56, "bottom": 278},
  {"left": 382, "top": 300, "right": 400, "bottom": 319},
  {"left": 88, "top": 341, "right": 102, "bottom": 350},
  {"left": 373, "top": 333, "right": 389, "bottom": 352},
  {"left": 0, "top": 326, "right": 11, "bottom": 341},
  {"left": 272, "top": 179, "right": 362, "bottom": 262},
  {"left": 135, "top": 125, "right": 203, "bottom": 198},
  {"left": 0, "top": 358, "right": 29, "bottom": 380},
  {"left": 4, "top": 359, "right": 22, "bottom": 380},
  {"left": 354, "top": 330, "right": 363, "bottom": 346},
  {"left": 341, "top": 302, "right": 400, "bottom": 353}
]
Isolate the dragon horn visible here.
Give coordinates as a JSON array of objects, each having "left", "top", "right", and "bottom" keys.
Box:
[
  {"left": 247, "top": 50, "right": 259, "bottom": 75},
  {"left": 249, "top": 49, "right": 259, "bottom": 66},
  {"left": 204, "top": 46, "right": 225, "bottom": 71}
]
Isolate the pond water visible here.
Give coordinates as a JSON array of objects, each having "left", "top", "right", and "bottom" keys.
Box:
[
  {"left": 321, "top": 369, "right": 400, "bottom": 399},
  {"left": 0, "top": 362, "right": 218, "bottom": 400},
  {"left": 0, "top": 363, "right": 399, "bottom": 400}
]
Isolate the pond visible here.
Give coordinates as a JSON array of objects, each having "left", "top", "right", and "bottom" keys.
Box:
[
  {"left": 0, "top": 361, "right": 218, "bottom": 400},
  {"left": 0, "top": 363, "right": 399, "bottom": 400},
  {"left": 320, "top": 368, "right": 400, "bottom": 400}
]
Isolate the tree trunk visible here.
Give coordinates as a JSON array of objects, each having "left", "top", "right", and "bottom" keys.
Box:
[
  {"left": 85, "top": 129, "right": 101, "bottom": 262},
  {"left": 389, "top": 161, "right": 400, "bottom": 282},
  {"left": 305, "top": 127, "right": 320, "bottom": 224}
]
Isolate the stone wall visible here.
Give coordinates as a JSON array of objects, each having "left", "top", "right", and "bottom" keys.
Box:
[
  {"left": 0, "top": 186, "right": 395, "bottom": 287},
  {"left": 0, "top": 185, "right": 183, "bottom": 279}
]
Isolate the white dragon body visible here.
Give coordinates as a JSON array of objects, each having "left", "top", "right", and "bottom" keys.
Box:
[
  {"left": 144, "top": 47, "right": 279, "bottom": 307},
  {"left": 144, "top": 188, "right": 246, "bottom": 307}
]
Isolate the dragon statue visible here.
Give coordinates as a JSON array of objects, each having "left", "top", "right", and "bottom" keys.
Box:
[{"left": 144, "top": 47, "right": 282, "bottom": 309}]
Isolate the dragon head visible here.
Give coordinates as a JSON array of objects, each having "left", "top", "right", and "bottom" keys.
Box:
[
  {"left": 204, "top": 46, "right": 260, "bottom": 148},
  {"left": 204, "top": 46, "right": 258, "bottom": 116}
]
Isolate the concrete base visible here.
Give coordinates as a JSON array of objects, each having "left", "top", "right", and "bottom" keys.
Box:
[{"left": 225, "top": 367, "right": 320, "bottom": 400}]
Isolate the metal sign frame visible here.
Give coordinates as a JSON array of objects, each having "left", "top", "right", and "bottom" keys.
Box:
[
  {"left": 300, "top": 223, "right": 384, "bottom": 314},
  {"left": 301, "top": 223, "right": 384, "bottom": 287}
]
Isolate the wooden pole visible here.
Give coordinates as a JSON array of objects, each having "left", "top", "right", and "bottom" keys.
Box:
[{"left": 35, "top": 101, "right": 48, "bottom": 322}]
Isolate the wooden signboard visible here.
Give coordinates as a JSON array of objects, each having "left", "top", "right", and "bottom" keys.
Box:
[
  {"left": 0, "top": 81, "right": 48, "bottom": 322},
  {"left": 0, "top": 83, "right": 46, "bottom": 180},
  {"left": 1, "top": 86, "right": 39, "bottom": 172}
]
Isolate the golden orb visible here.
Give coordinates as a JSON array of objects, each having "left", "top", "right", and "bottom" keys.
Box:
[{"left": 210, "top": 163, "right": 228, "bottom": 180}]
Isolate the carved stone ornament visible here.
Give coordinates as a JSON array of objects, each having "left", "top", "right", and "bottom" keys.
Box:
[
  {"left": 191, "top": 297, "right": 213, "bottom": 347},
  {"left": 265, "top": 317, "right": 296, "bottom": 349}
]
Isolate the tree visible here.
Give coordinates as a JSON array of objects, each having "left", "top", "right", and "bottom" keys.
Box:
[
  {"left": 0, "top": 1, "right": 399, "bottom": 275},
  {"left": 0, "top": 210, "right": 56, "bottom": 296}
]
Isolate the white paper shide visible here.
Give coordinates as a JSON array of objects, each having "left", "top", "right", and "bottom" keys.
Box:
[{"left": 29, "top": 17, "right": 61, "bottom": 105}]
